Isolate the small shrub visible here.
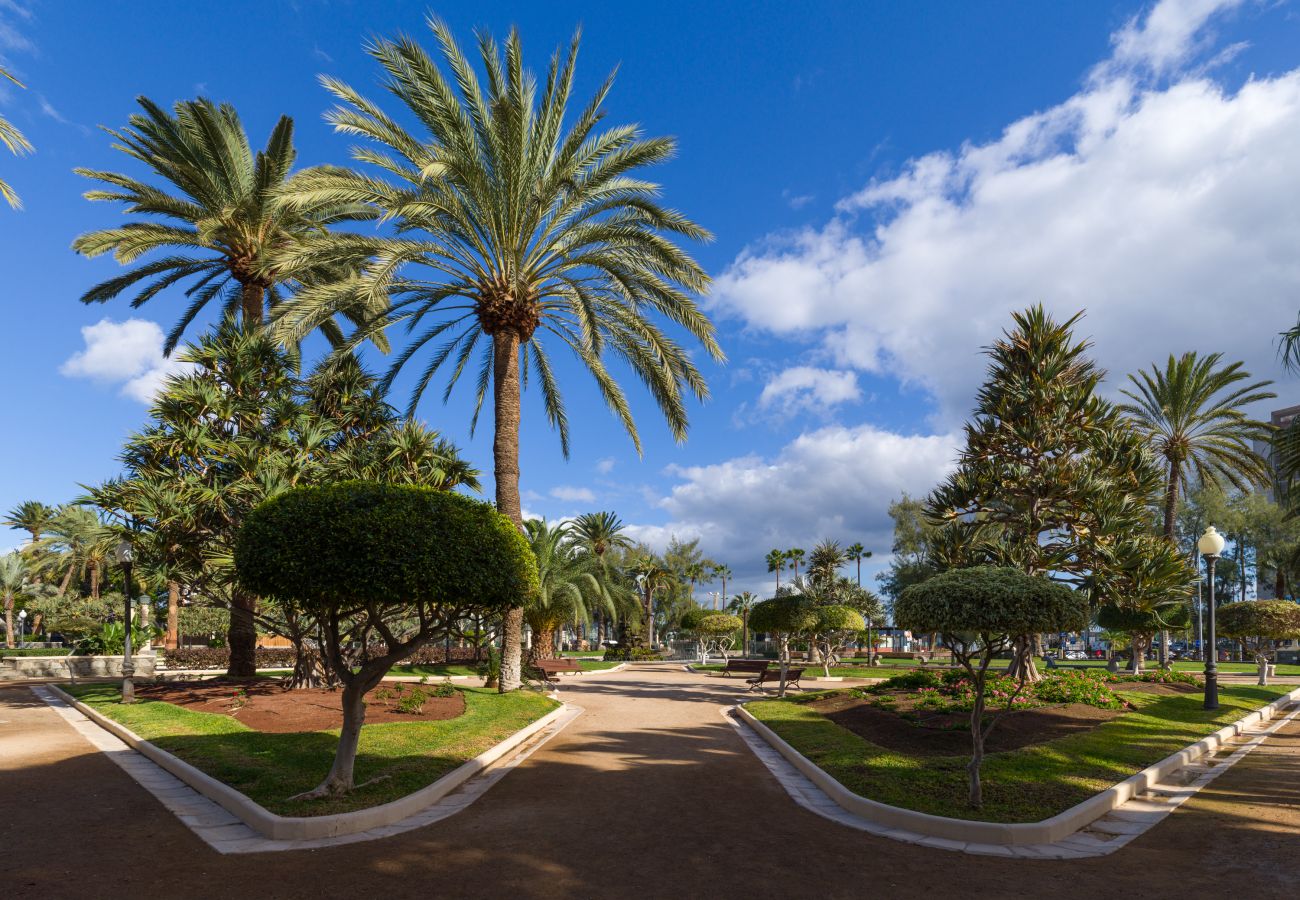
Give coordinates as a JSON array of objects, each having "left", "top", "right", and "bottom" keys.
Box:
[
  {"left": 1108, "top": 669, "right": 1199, "bottom": 686},
  {"left": 1034, "top": 670, "right": 1125, "bottom": 709},
  {"left": 868, "top": 669, "right": 943, "bottom": 692},
  {"left": 603, "top": 647, "right": 662, "bottom": 661},
  {"left": 431, "top": 679, "right": 456, "bottom": 698},
  {"left": 394, "top": 686, "right": 429, "bottom": 715}
]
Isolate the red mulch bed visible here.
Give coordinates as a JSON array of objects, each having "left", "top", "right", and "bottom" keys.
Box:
[
  {"left": 133, "top": 679, "right": 465, "bottom": 733},
  {"left": 810, "top": 693, "right": 1121, "bottom": 756}
]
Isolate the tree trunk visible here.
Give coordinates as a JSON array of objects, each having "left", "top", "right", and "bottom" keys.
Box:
[
  {"left": 777, "top": 635, "right": 790, "bottom": 698},
  {"left": 3, "top": 594, "right": 13, "bottom": 648},
  {"left": 305, "top": 680, "right": 366, "bottom": 796},
  {"left": 166, "top": 581, "right": 180, "bottom": 651},
  {"left": 239, "top": 280, "right": 264, "bottom": 324},
  {"left": 288, "top": 638, "right": 329, "bottom": 690},
  {"left": 529, "top": 625, "right": 557, "bottom": 663},
  {"left": 1129, "top": 634, "right": 1147, "bottom": 675},
  {"left": 1006, "top": 636, "right": 1040, "bottom": 682},
  {"left": 227, "top": 589, "right": 257, "bottom": 677},
  {"left": 90, "top": 562, "right": 101, "bottom": 600},
  {"left": 968, "top": 687, "right": 986, "bottom": 808},
  {"left": 491, "top": 330, "right": 525, "bottom": 693},
  {"left": 1256, "top": 653, "right": 1270, "bottom": 686}
]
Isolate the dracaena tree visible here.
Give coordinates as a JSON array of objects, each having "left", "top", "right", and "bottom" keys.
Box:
[
  {"left": 72, "top": 97, "right": 373, "bottom": 352},
  {"left": 270, "top": 18, "right": 720, "bottom": 692}
]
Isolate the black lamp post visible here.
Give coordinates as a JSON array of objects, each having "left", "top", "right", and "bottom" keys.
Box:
[
  {"left": 1198, "top": 526, "right": 1225, "bottom": 711},
  {"left": 115, "top": 539, "right": 135, "bottom": 704}
]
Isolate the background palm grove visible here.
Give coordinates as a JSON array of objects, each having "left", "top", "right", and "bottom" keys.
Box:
[{"left": 4, "top": 1, "right": 1300, "bottom": 694}]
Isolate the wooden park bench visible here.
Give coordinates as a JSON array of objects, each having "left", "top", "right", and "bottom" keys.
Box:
[
  {"left": 722, "top": 659, "right": 770, "bottom": 678},
  {"left": 529, "top": 658, "right": 583, "bottom": 683},
  {"left": 748, "top": 667, "right": 805, "bottom": 693}
]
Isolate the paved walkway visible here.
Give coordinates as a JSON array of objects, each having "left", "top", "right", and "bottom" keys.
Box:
[{"left": 2, "top": 665, "right": 1299, "bottom": 899}]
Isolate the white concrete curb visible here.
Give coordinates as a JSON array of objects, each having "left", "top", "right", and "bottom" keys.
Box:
[
  {"left": 736, "top": 685, "right": 1300, "bottom": 847},
  {"left": 46, "top": 683, "right": 572, "bottom": 841}
]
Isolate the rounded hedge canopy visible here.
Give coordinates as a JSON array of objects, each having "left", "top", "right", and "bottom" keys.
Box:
[
  {"left": 1217, "top": 600, "right": 1300, "bottom": 640},
  {"left": 234, "top": 482, "right": 537, "bottom": 613},
  {"left": 814, "top": 604, "right": 865, "bottom": 634},
  {"left": 748, "top": 595, "right": 819, "bottom": 636},
  {"left": 696, "top": 613, "right": 742, "bottom": 636},
  {"left": 1096, "top": 602, "right": 1190, "bottom": 634},
  {"left": 895, "top": 566, "right": 1085, "bottom": 635}
]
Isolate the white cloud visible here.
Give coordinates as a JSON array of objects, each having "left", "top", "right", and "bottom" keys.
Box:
[
  {"left": 758, "top": 366, "right": 861, "bottom": 417},
  {"left": 709, "top": 0, "right": 1300, "bottom": 427},
  {"left": 595, "top": 457, "right": 616, "bottom": 475},
  {"left": 550, "top": 485, "right": 596, "bottom": 504},
  {"left": 61, "top": 318, "right": 190, "bottom": 403},
  {"left": 628, "top": 424, "right": 958, "bottom": 592}
]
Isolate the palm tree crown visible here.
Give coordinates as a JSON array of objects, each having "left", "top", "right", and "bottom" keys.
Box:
[
  {"left": 571, "top": 511, "right": 633, "bottom": 559},
  {"left": 72, "top": 97, "right": 371, "bottom": 352},
  {"left": 1119, "top": 352, "right": 1275, "bottom": 537},
  {"left": 4, "top": 500, "right": 56, "bottom": 545},
  {"left": 0, "top": 66, "right": 33, "bottom": 209},
  {"left": 271, "top": 18, "right": 722, "bottom": 456}
]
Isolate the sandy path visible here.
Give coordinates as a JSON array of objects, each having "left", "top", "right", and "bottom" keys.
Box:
[{"left": 2, "top": 665, "right": 1297, "bottom": 899}]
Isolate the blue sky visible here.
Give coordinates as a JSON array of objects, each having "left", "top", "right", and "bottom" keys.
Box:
[{"left": 3, "top": 0, "right": 1300, "bottom": 595}]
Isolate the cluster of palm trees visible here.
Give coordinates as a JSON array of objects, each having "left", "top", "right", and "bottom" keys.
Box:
[
  {"left": 1, "top": 501, "right": 125, "bottom": 647},
  {"left": 766, "top": 540, "right": 870, "bottom": 593},
  {"left": 44, "top": 18, "right": 720, "bottom": 690}
]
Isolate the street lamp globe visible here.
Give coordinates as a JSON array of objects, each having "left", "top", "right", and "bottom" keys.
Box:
[
  {"left": 115, "top": 539, "right": 133, "bottom": 565},
  {"left": 1197, "top": 526, "right": 1225, "bottom": 558}
]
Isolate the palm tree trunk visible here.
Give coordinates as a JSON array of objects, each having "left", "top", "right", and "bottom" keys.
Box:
[
  {"left": 166, "top": 581, "right": 180, "bottom": 650},
  {"left": 1159, "top": 464, "right": 1181, "bottom": 668},
  {"left": 227, "top": 588, "right": 257, "bottom": 677},
  {"left": 4, "top": 593, "right": 13, "bottom": 649},
  {"left": 239, "top": 280, "right": 264, "bottom": 324},
  {"left": 90, "top": 562, "right": 101, "bottom": 600},
  {"left": 529, "top": 625, "right": 557, "bottom": 663},
  {"left": 492, "top": 330, "right": 525, "bottom": 693}
]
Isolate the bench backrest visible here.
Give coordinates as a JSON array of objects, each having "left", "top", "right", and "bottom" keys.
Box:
[
  {"left": 758, "top": 667, "right": 803, "bottom": 682},
  {"left": 726, "top": 660, "right": 769, "bottom": 672},
  {"left": 535, "top": 659, "right": 582, "bottom": 672}
]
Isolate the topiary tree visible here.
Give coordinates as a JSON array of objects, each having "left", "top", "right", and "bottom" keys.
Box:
[
  {"left": 235, "top": 482, "right": 537, "bottom": 798},
  {"left": 895, "top": 566, "right": 1086, "bottom": 808},
  {"left": 809, "top": 605, "right": 865, "bottom": 677},
  {"left": 1218, "top": 600, "right": 1300, "bottom": 685},
  {"left": 1096, "top": 603, "right": 1190, "bottom": 675},
  {"left": 696, "top": 613, "right": 742, "bottom": 663},
  {"left": 748, "top": 595, "right": 818, "bottom": 696}
]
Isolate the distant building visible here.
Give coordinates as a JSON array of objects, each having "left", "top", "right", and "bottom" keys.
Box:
[{"left": 1254, "top": 404, "right": 1300, "bottom": 599}]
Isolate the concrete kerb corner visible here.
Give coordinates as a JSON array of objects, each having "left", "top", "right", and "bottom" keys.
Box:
[
  {"left": 734, "top": 684, "right": 1300, "bottom": 847},
  {"left": 45, "top": 683, "right": 575, "bottom": 841}
]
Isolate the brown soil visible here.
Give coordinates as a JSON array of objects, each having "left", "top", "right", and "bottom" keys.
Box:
[
  {"left": 812, "top": 693, "right": 1120, "bottom": 756},
  {"left": 132, "top": 679, "right": 466, "bottom": 733}
]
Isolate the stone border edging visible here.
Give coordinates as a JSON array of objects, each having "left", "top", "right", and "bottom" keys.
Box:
[
  {"left": 735, "top": 685, "right": 1300, "bottom": 846},
  {"left": 48, "top": 683, "right": 571, "bottom": 841}
]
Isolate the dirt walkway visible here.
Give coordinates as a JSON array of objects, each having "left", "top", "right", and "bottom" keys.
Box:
[{"left": 2, "top": 666, "right": 1298, "bottom": 899}]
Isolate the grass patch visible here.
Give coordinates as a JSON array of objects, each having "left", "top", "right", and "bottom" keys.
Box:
[
  {"left": 744, "top": 684, "right": 1292, "bottom": 823},
  {"left": 1048, "top": 658, "right": 1300, "bottom": 676},
  {"left": 64, "top": 683, "right": 558, "bottom": 817},
  {"left": 391, "top": 659, "right": 620, "bottom": 678}
]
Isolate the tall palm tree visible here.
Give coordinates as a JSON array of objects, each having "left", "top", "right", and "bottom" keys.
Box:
[
  {"left": 684, "top": 561, "right": 710, "bottom": 605},
  {"left": 845, "top": 542, "right": 871, "bottom": 586},
  {"left": 571, "top": 511, "right": 633, "bottom": 644},
  {"left": 72, "top": 97, "right": 371, "bottom": 352},
  {"left": 1120, "top": 353, "right": 1275, "bottom": 540},
  {"left": 272, "top": 20, "right": 719, "bottom": 690},
  {"left": 33, "top": 506, "right": 116, "bottom": 600},
  {"left": 727, "top": 590, "right": 758, "bottom": 656},
  {"left": 4, "top": 501, "right": 55, "bottom": 546},
  {"left": 765, "top": 549, "right": 786, "bottom": 593},
  {"left": 522, "top": 519, "right": 611, "bottom": 662},
  {"left": 0, "top": 66, "right": 33, "bottom": 209},
  {"left": 1, "top": 552, "right": 32, "bottom": 647},
  {"left": 712, "top": 563, "right": 733, "bottom": 609},
  {"left": 785, "top": 547, "right": 805, "bottom": 580}
]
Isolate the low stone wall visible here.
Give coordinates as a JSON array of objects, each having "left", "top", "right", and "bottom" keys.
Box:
[{"left": 0, "top": 654, "right": 156, "bottom": 680}]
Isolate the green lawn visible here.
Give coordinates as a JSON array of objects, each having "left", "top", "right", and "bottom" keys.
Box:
[
  {"left": 390, "top": 659, "right": 621, "bottom": 678},
  {"left": 1049, "top": 658, "right": 1300, "bottom": 677},
  {"left": 697, "top": 662, "right": 903, "bottom": 678},
  {"left": 744, "top": 684, "right": 1292, "bottom": 823},
  {"left": 64, "top": 683, "right": 559, "bottom": 817}
]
